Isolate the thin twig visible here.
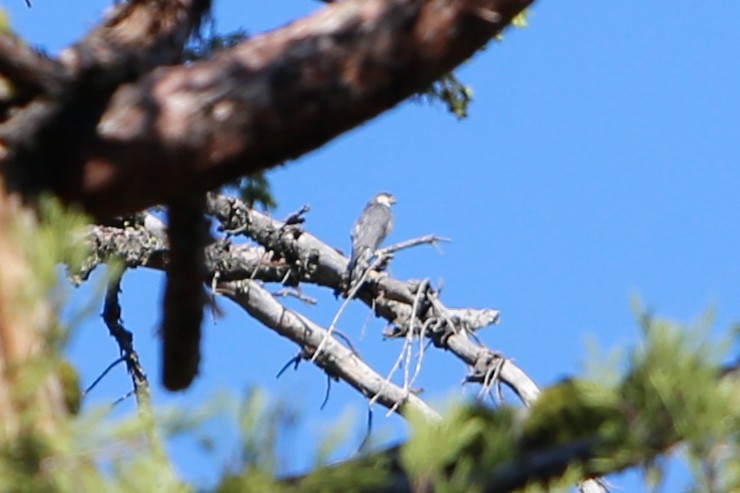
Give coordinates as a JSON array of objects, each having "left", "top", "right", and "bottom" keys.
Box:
[
  {"left": 377, "top": 235, "right": 450, "bottom": 256},
  {"left": 274, "top": 287, "right": 317, "bottom": 306},
  {"left": 276, "top": 354, "right": 302, "bottom": 379},
  {"left": 281, "top": 205, "right": 310, "bottom": 226},
  {"left": 320, "top": 373, "right": 332, "bottom": 410},
  {"left": 311, "top": 255, "right": 384, "bottom": 362},
  {"left": 83, "top": 357, "right": 126, "bottom": 395},
  {"left": 218, "top": 279, "right": 441, "bottom": 421}
]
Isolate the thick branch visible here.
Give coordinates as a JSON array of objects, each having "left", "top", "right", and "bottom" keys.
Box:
[
  {"left": 12, "top": 0, "right": 533, "bottom": 217},
  {"left": 0, "top": 1, "right": 212, "bottom": 201},
  {"left": 81, "top": 223, "right": 440, "bottom": 420},
  {"left": 205, "top": 194, "right": 540, "bottom": 405},
  {"left": 60, "top": 0, "right": 212, "bottom": 74},
  {"left": 80, "top": 199, "right": 538, "bottom": 408}
]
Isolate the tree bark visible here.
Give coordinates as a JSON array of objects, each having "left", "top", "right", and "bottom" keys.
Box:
[{"left": 0, "top": 0, "right": 533, "bottom": 219}]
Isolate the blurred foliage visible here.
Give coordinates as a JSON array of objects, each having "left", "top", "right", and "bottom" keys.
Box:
[
  {"left": 418, "top": 74, "right": 474, "bottom": 120},
  {"left": 225, "top": 174, "right": 278, "bottom": 212},
  {"left": 1, "top": 201, "right": 740, "bottom": 492},
  {"left": 403, "top": 404, "right": 517, "bottom": 492},
  {"left": 57, "top": 358, "right": 82, "bottom": 415},
  {"left": 520, "top": 379, "right": 626, "bottom": 452},
  {"left": 512, "top": 10, "right": 528, "bottom": 28},
  {"left": 0, "top": 8, "right": 10, "bottom": 33},
  {"left": 400, "top": 310, "right": 739, "bottom": 493},
  {"left": 183, "top": 25, "right": 248, "bottom": 62}
]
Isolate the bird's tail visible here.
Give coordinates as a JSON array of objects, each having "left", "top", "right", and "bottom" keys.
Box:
[{"left": 348, "top": 248, "right": 372, "bottom": 285}]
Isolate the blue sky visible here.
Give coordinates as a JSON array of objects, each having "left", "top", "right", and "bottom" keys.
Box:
[{"left": 4, "top": 1, "right": 740, "bottom": 491}]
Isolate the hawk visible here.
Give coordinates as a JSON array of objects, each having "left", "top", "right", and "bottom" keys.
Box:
[{"left": 347, "top": 192, "right": 396, "bottom": 286}]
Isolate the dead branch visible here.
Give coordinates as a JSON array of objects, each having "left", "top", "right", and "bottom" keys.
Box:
[
  {"left": 378, "top": 235, "right": 451, "bottom": 256},
  {"left": 205, "top": 193, "right": 539, "bottom": 405},
  {"left": 217, "top": 280, "right": 441, "bottom": 422},
  {"left": 101, "top": 270, "right": 150, "bottom": 405},
  {"left": 81, "top": 197, "right": 538, "bottom": 407},
  {"left": 74, "top": 224, "right": 291, "bottom": 285},
  {"left": 81, "top": 222, "right": 440, "bottom": 420}
]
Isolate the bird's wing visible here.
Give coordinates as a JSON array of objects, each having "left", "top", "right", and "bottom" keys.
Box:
[{"left": 351, "top": 202, "right": 392, "bottom": 255}]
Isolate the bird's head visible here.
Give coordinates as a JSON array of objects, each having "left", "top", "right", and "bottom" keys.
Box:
[{"left": 374, "top": 192, "right": 396, "bottom": 207}]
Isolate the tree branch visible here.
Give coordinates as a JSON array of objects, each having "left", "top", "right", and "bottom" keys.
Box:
[
  {"left": 217, "top": 279, "right": 441, "bottom": 422},
  {"left": 0, "top": 0, "right": 212, "bottom": 202},
  {"left": 0, "top": 0, "right": 533, "bottom": 217},
  {"left": 79, "top": 194, "right": 539, "bottom": 408},
  {"left": 205, "top": 193, "right": 540, "bottom": 405},
  {"left": 80, "top": 222, "right": 441, "bottom": 420},
  {"left": 79, "top": 196, "right": 609, "bottom": 491}
]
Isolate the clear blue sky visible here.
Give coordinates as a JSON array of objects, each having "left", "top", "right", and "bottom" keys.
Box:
[{"left": 4, "top": 1, "right": 740, "bottom": 491}]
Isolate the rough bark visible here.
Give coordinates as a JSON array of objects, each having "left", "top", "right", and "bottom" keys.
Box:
[
  {"left": 0, "top": 0, "right": 533, "bottom": 218},
  {"left": 0, "top": 0, "right": 212, "bottom": 205}
]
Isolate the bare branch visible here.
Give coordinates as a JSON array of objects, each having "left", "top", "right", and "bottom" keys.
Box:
[
  {"left": 204, "top": 194, "right": 538, "bottom": 405},
  {"left": 74, "top": 224, "right": 291, "bottom": 285},
  {"left": 102, "top": 269, "right": 150, "bottom": 406},
  {"left": 81, "top": 221, "right": 440, "bottom": 420},
  {"left": 378, "top": 235, "right": 450, "bottom": 256},
  {"left": 216, "top": 280, "right": 442, "bottom": 421},
  {"left": 79, "top": 200, "right": 608, "bottom": 491},
  {"left": 273, "top": 287, "right": 317, "bottom": 306},
  {"left": 81, "top": 197, "right": 539, "bottom": 411}
]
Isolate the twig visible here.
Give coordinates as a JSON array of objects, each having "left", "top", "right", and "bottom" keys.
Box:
[
  {"left": 356, "top": 407, "right": 374, "bottom": 454},
  {"left": 282, "top": 205, "right": 310, "bottom": 226},
  {"left": 102, "top": 270, "right": 150, "bottom": 406},
  {"left": 477, "top": 355, "right": 505, "bottom": 404},
  {"left": 377, "top": 235, "right": 451, "bottom": 256},
  {"left": 370, "top": 280, "right": 428, "bottom": 412},
  {"left": 276, "top": 354, "right": 302, "bottom": 379},
  {"left": 83, "top": 357, "right": 125, "bottom": 395},
  {"left": 111, "top": 389, "right": 137, "bottom": 408},
  {"left": 274, "top": 287, "right": 317, "bottom": 306},
  {"left": 311, "top": 255, "right": 384, "bottom": 362},
  {"left": 320, "top": 374, "right": 332, "bottom": 410},
  {"left": 87, "top": 197, "right": 540, "bottom": 411},
  {"left": 218, "top": 279, "right": 441, "bottom": 422}
]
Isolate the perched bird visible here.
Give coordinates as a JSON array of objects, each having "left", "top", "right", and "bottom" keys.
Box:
[{"left": 347, "top": 192, "right": 396, "bottom": 286}]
